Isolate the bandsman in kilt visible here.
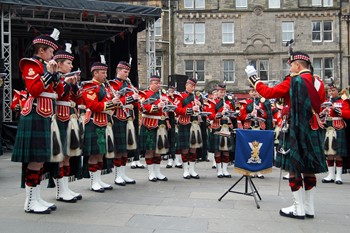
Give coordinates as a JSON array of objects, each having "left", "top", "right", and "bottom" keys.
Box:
[
  {"left": 246, "top": 51, "right": 327, "bottom": 219},
  {"left": 174, "top": 77, "right": 202, "bottom": 179},
  {"left": 165, "top": 85, "right": 180, "bottom": 168},
  {"left": 320, "top": 83, "right": 350, "bottom": 185},
  {"left": 109, "top": 61, "right": 139, "bottom": 186},
  {"left": 139, "top": 75, "right": 169, "bottom": 181},
  {"left": 52, "top": 43, "right": 82, "bottom": 202},
  {"left": 207, "top": 83, "right": 236, "bottom": 178},
  {"left": 206, "top": 90, "right": 218, "bottom": 169},
  {"left": 81, "top": 56, "right": 118, "bottom": 192},
  {"left": 12, "top": 29, "right": 61, "bottom": 214}
]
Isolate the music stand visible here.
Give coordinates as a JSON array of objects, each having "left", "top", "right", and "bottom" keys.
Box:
[
  {"left": 218, "top": 129, "right": 274, "bottom": 209},
  {"left": 218, "top": 172, "right": 262, "bottom": 209}
]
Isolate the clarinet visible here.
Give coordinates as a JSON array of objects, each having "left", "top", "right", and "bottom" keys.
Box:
[{"left": 105, "top": 79, "right": 130, "bottom": 118}]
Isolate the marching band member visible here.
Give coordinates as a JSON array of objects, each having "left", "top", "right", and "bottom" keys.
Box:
[
  {"left": 81, "top": 57, "right": 116, "bottom": 192},
  {"left": 139, "top": 75, "right": 169, "bottom": 181},
  {"left": 207, "top": 89, "right": 218, "bottom": 169},
  {"left": 109, "top": 61, "right": 138, "bottom": 186},
  {"left": 12, "top": 29, "right": 61, "bottom": 214},
  {"left": 246, "top": 51, "right": 327, "bottom": 219},
  {"left": 208, "top": 83, "right": 235, "bottom": 178},
  {"left": 52, "top": 44, "right": 81, "bottom": 202},
  {"left": 174, "top": 76, "right": 202, "bottom": 179},
  {"left": 321, "top": 83, "right": 350, "bottom": 184},
  {"left": 165, "top": 85, "right": 178, "bottom": 168}
]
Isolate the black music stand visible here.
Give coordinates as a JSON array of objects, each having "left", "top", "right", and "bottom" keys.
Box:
[{"left": 218, "top": 173, "right": 262, "bottom": 209}]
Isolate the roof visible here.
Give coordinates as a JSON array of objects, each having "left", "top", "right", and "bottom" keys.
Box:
[{"left": 0, "top": 0, "right": 162, "bottom": 40}]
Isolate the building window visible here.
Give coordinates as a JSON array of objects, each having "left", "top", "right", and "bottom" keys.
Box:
[
  {"left": 282, "top": 59, "right": 290, "bottom": 77},
  {"left": 236, "top": 0, "right": 247, "bottom": 8},
  {"left": 155, "top": 55, "right": 162, "bottom": 80},
  {"left": 312, "top": 21, "right": 332, "bottom": 42},
  {"left": 184, "top": 0, "right": 205, "bottom": 9},
  {"left": 312, "top": 0, "right": 333, "bottom": 7},
  {"left": 184, "top": 22, "right": 205, "bottom": 44},
  {"left": 223, "top": 60, "right": 235, "bottom": 82},
  {"left": 222, "top": 22, "right": 234, "bottom": 44},
  {"left": 185, "top": 60, "right": 205, "bottom": 82},
  {"left": 248, "top": 59, "right": 269, "bottom": 81},
  {"left": 313, "top": 58, "right": 334, "bottom": 80},
  {"left": 269, "top": 0, "right": 280, "bottom": 8},
  {"left": 282, "top": 22, "right": 294, "bottom": 42},
  {"left": 155, "top": 19, "right": 161, "bottom": 37}
]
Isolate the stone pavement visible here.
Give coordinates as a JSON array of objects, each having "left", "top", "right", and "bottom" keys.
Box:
[{"left": 0, "top": 152, "right": 349, "bottom": 233}]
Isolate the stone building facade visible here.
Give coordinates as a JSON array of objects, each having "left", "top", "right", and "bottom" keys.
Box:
[{"left": 112, "top": 0, "right": 350, "bottom": 93}]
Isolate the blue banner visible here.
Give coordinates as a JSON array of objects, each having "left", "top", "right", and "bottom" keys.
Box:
[{"left": 234, "top": 129, "right": 274, "bottom": 175}]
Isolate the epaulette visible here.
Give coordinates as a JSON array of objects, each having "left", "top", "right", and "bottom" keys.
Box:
[
  {"left": 173, "top": 91, "right": 182, "bottom": 98},
  {"left": 19, "top": 58, "right": 43, "bottom": 72}
]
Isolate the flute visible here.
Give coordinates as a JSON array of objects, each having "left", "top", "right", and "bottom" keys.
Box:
[{"left": 105, "top": 79, "right": 131, "bottom": 118}]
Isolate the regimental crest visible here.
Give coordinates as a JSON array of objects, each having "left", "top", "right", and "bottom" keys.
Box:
[
  {"left": 28, "top": 68, "right": 35, "bottom": 76},
  {"left": 248, "top": 140, "right": 262, "bottom": 164}
]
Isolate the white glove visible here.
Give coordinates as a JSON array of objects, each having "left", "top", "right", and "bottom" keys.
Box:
[{"left": 245, "top": 65, "right": 257, "bottom": 78}]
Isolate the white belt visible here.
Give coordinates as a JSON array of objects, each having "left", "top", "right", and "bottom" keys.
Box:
[
  {"left": 56, "top": 101, "right": 76, "bottom": 108},
  {"left": 142, "top": 114, "right": 166, "bottom": 120},
  {"left": 326, "top": 117, "right": 342, "bottom": 121},
  {"left": 78, "top": 105, "right": 86, "bottom": 110},
  {"left": 39, "top": 92, "right": 58, "bottom": 99}
]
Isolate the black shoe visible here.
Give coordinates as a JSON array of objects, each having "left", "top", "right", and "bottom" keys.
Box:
[
  {"left": 57, "top": 197, "right": 78, "bottom": 203},
  {"left": 166, "top": 164, "right": 173, "bottom": 168},
  {"left": 175, "top": 165, "right": 183, "bottom": 168},
  {"left": 279, "top": 209, "right": 305, "bottom": 220},
  {"left": 224, "top": 174, "right": 232, "bottom": 178},
  {"left": 257, "top": 175, "right": 264, "bottom": 179},
  {"left": 217, "top": 174, "right": 223, "bottom": 178},
  {"left": 91, "top": 188, "right": 105, "bottom": 193},
  {"left": 335, "top": 180, "right": 343, "bottom": 185},
  {"left": 321, "top": 178, "right": 334, "bottom": 183},
  {"left": 191, "top": 175, "right": 200, "bottom": 179},
  {"left": 131, "top": 165, "right": 136, "bottom": 169},
  {"left": 149, "top": 177, "right": 157, "bottom": 182},
  {"left": 212, "top": 165, "right": 216, "bottom": 169},
  {"left": 305, "top": 214, "right": 314, "bottom": 218},
  {"left": 136, "top": 165, "right": 145, "bottom": 169},
  {"left": 48, "top": 204, "right": 57, "bottom": 211},
  {"left": 125, "top": 180, "right": 136, "bottom": 185},
  {"left": 183, "top": 175, "right": 191, "bottom": 179},
  {"left": 157, "top": 177, "right": 168, "bottom": 181},
  {"left": 115, "top": 181, "right": 126, "bottom": 186},
  {"left": 74, "top": 195, "right": 82, "bottom": 200}
]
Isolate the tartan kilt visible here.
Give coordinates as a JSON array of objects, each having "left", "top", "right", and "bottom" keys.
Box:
[
  {"left": 57, "top": 120, "right": 68, "bottom": 155},
  {"left": 12, "top": 112, "right": 52, "bottom": 163},
  {"left": 210, "top": 128, "right": 234, "bottom": 152},
  {"left": 138, "top": 126, "right": 158, "bottom": 151},
  {"left": 176, "top": 123, "right": 191, "bottom": 150},
  {"left": 330, "top": 128, "right": 347, "bottom": 157},
  {"left": 83, "top": 121, "right": 107, "bottom": 156},
  {"left": 290, "top": 129, "right": 327, "bottom": 174},
  {"left": 275, "top": 131, "right": 291, "bottom": 170},
  {"left": 112, "top": 119, "right": 127, "bottom": 152}
]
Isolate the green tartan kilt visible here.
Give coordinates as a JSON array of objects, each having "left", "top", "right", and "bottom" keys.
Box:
[
  {"left": 210, "top": 128, "right": 235, "bottom": 152},
  {"left": 290, "top": 129, "right": 327, "bottom": 174},
  {"left": 176, "top": 123, "right": 191, "bottom": 150},
  {"left": 112, "top": 119, "right": 127, "bottom": 152},
  {"left": 139, "top": 126, "right": 158, "bottom": 151},
  {"left": 57, "top": 120, "right": 68, "bottom": 155},
  {"left": 325, "top": 127, "right": 347, "bottom": 157},
  {"left": 12, "top": 112, "right": 52, "bottom": 163},
  {"left": 83, "top": 121, "right": 107, "bottom": 156},
  {"left": 275, "top": 131, "right": 291, "bottom": 170}
]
